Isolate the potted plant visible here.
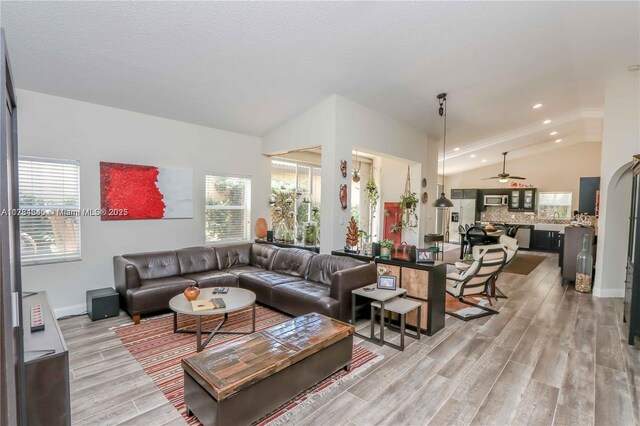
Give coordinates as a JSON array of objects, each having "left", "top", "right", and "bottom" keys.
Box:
[
  {"left": 380, "top": 239, "right": 394, "bottom": 259},
  {"left": 400, "top": 192, "right": 418, "bottom": 210},
  {"left": 365, "top": 174, "right": 379, "bottom": 236},
  {"left": 400, "top": 192, "right": 419, "bottom": 229}
]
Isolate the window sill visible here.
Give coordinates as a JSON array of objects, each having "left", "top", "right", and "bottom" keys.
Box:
[{"left": 21, "top": 256, "right": 82, "bottom": 267}]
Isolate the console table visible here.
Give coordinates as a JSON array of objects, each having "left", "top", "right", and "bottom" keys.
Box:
[
  {"left": 254, "top": 239, "right": 320, "bottom": 253},
  {"left": 375, "top": 258, "right": 446, "bottom": 336},
  {"left": 23, "top": 291, "right": 70, "bottom": 426}
]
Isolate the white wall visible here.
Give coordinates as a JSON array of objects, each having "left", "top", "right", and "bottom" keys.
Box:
[
  {"left": 17, "top": 90, "right": 271, "bottom": 313},
  {"left": 379, "top": 156, "right": 421, "bottom": 246},
  {"left": 262, "top": 97, "right": 336, "bottom": 155},
  {"left": 593, "top": 70, "right": 640, "bottom": 297},
  {"left": 445, "top": 142, "right": 603, "bottom": 212},
  {"left": 334, "top": 96, "right": 435, "bottom": 243},
  {"left": 263, "top": 95, "right": 436, "bottom": 252}
]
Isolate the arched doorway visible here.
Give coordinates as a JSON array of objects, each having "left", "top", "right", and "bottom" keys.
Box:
[{"left": 594, "top": 162, "right": 633, "bottom": 296}]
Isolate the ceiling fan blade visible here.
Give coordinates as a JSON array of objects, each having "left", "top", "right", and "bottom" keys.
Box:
[
  {"left": 482, "top": 177, "right": 500, "bottom": 180},
  {"left": 509, "top": 176, "right": 527, "bottom": 180}
]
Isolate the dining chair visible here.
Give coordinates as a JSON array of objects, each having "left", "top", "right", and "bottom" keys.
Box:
[{"left": 466, "top": 226, "right": 490, "bottom": 252}]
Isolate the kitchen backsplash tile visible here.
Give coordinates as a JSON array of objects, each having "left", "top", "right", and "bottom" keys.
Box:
[{"left": 480, "top": 206, "right": 571, "bottom": 225}]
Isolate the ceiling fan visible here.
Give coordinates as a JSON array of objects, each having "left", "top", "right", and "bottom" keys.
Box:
[{"left": 483, "top": 152, "right": 526, "bottom": 183}]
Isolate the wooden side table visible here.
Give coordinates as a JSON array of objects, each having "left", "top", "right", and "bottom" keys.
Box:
[
  {"left": 371, "top": 297, "right": 421, "bottom": 350},
  {"left": 351, "top": 285, "right": 407, "bottom": 345}
]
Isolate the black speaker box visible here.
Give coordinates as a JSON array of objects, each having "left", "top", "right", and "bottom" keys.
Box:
[{"left": 86, "top": 287, "right": 119, "bottom": 321}]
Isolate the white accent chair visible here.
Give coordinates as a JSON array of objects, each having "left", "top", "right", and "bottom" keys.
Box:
[{"left": 446, "top": 244, "right": 507, "bottom": 320}]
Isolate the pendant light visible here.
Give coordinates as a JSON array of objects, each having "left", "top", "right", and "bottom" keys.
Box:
[{"left": 432, "top": 93, "right": 454, "bottom": 209}]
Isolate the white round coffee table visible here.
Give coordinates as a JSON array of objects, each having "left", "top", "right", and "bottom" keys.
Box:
[{"left": 169, "top": 287, "right": 256, "bottom": 352}]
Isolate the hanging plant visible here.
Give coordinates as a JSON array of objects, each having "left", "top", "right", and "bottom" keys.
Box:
[
  {"left": 399, "top": 192, "right": 419, "bottom": 229},
  {"left": 400, "top": 192, "right": 418, "bottom": 210},
  {"left": 364, "top": 174, "right": 379, "bottom": 238}
]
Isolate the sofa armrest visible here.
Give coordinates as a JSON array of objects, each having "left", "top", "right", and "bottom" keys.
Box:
[
  {"left": 330, "top": 263, "right": 377, "bottom": 322},
  {"left": 113, "top": 256, "right": 141, "bottom": 296}
]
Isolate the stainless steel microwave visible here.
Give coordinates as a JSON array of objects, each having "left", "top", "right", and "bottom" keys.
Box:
[{"left": 484, "top": 195, "right": 508, "bottom": 206}]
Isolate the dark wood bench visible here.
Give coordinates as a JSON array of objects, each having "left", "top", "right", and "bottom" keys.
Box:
[{"left": 181, "top": 313, "right": 354, "bottom": 426}]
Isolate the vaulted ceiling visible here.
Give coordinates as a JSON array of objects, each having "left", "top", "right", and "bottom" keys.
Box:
[{"left": 2, "top": 1, "right": 638, "bottom": 173}]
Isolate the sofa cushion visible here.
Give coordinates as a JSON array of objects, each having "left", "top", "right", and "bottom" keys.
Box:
[
  {"left": 271, "top": 281, "right": 339, "bottom": 319},
  {"left": 126, "top": 276, "right": 197, "bottom": 315},
  {"left": 270, "top": 248, "right": 315, "bottom": 278},
  {"left": 182, "top": 271, "right": 238, "bottom": 288},
  {"left": 306, "top": 254, "right": 365, "bottom": 286},
  {"left": 250, "top": 244, "right": 279, "bottom": 269},
  {"left": 125, "top": 251, "right": 181, "bottom": 280},
  {"left": 238, "top": 271, "right": 301, "bottom": 306},
  {"left": 176, "top": 246, "right": 218, "bottom": 274},
  {"left": 226, "top": 265, "right": 263, "bottom": 276},
  {"left": 215, "top": 243, "right": 252, "bottom": 270}
]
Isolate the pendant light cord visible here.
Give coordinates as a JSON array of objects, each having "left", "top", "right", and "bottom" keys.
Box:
[{"left": 442, "top": 100, "right": 447, "bottom": 195}]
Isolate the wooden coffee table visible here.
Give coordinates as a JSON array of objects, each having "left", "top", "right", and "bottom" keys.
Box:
[{"left": 169, "top": 287, "right": 256, "bottom": 352}]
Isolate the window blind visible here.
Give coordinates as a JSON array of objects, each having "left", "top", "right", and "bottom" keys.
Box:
[
  {"left": 18, "top": 157, "right": 81, "bottom": 265},
  {"left": 205, "top": 174, "right": 251, "bottom": 242}
]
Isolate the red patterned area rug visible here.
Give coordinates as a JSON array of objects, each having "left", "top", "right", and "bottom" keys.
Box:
[{"left": 113, "top": 306, "right": 381, "bottom": 425}]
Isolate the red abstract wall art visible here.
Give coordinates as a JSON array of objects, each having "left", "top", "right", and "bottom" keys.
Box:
[{"left": 100, "top": 162, "right": 193, "bottom": 220}]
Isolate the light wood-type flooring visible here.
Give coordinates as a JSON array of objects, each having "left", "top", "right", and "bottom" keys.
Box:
[{"left": 61, "top": 252, "right": 640, "bottom": 425}]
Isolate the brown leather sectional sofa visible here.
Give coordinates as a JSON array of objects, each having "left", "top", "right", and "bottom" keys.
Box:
[{"left": 114, "top": 242, "right": 376, "bottom": 324}]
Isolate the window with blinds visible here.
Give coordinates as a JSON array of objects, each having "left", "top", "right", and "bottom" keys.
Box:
[
  {"left": 205, "top": 174, "right": 251, "bottom": 243},
  {"left": 18, "top": 157, "right": 81, "bottom": 265}
]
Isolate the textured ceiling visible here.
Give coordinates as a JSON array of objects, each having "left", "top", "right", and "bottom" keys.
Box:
[{"left": 1, "top": 1, "right": 638, "bottom": 172}]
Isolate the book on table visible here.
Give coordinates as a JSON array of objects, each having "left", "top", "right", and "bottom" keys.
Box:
[{"left": 190, "top": 298, "right": 226, "bottom": 311}]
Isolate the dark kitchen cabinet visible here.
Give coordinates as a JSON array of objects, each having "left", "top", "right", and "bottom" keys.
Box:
[
  {"left": 531, "top": 230, "right": 562, "bottom": 252},
  {"left": 450, "top": 189, "right": 477, "bottom": 200},
  {"left": 450, "top": 189, "right": 463, "bottom": 199},
  {"left": 509, "top": 188, "right": 537, "bottom": 212}
]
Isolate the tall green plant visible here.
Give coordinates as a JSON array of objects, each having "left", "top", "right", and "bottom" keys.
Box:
[{"left": 364, "top": 174, "right": 379, "bottom": 238}]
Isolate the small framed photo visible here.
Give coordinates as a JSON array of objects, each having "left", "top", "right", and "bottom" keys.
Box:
[
  {"left": 416, "top": 248, "right": 435, "bottom": 264},
  {"left": 377, "top": 275, "right": 397, "bottom": 291}
]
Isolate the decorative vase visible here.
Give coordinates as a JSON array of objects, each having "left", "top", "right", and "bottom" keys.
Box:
[
  {"left": 575, "top": 234, "right": 593, "bottom": 293},
  {"left": 362, "top": 236, "right": 372, "bottom": 256},
  {"left": 380, "top": 247, "right": 391, "bottom": 259},
  {"left": 255, "top": 218, "right": 268, "bottom": 239},
  {"left": 184, "top": 284, "right": 200, "bottom": 301}
]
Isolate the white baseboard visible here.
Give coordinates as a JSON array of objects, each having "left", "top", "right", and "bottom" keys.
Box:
[
  {"left": 53, "top": 303, "right": 86, "bottom": 319},
  {"left": 592, "top": 288, "right": 625, "bottom": 298}
]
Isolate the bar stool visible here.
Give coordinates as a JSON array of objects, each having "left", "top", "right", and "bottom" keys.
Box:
[
  {"left": 370, "top": 297, "right": 421, "bottom": 350},
  {"left": 424, "top": 233, "right": 444, "bottom": 261}
]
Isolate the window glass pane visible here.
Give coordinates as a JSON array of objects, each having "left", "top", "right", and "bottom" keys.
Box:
[
  {"left": 538, "top": 192, "right": 572, "bottom": 219},
  {"left": 18, "top": 157, "right": 81, "bottom": 265},
  {"left": 205, "top": 175, "right": 251, "bottom": 242}
]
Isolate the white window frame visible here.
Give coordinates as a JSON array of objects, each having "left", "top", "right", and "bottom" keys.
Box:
[
  {"left": 18, "top": 156, "right": 81, "bottom": 266},
  {"left": 537, "top": 191, "right": 573, "bottom": 219},
  {"left": 205, "top": 173, "right": 252, "bottom": 244}
]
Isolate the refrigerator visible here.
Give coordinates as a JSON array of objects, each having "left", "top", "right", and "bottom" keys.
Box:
[{"left": 448, "top": 199, "right": 477, "bottom": 243}]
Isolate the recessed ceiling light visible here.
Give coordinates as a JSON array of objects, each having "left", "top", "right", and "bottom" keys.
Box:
[
  {"left": 543, "top": 119, "right": 551, "bottom": 124},
  {"left": 453, "top": 147, "right": 460, "bottom": 152},
  {"left": 629, "top": 65, "right": 640, "bottom": 72},
  {"left": 481, "top": 159, "right": 487, "bottom": 163},
  {"left": 470, "top": 154, "right": 476, "bottom": 158},
  {"left": 555, "top": 139, "right": 563, "bottom": 143},
  {"left": 550, "top": 131, "right": 558, "bottom": 136},
  {"left": 532, "top": 103, "right": 543, "bottom": 109}
]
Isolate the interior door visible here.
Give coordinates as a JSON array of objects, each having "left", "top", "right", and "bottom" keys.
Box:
[{"left": 0, "top": 29, "right": 24, "bottom": 426}]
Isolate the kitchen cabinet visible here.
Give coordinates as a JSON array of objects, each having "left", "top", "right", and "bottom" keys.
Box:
[
  {"left": 509, "top": 188, "right": 537, "bottom": 212},
  {"left": 531, "top": 230, "right": 562, "bottom": 252},
  {"left": 450, "top": 189, "right": 477, "bottom": 200}
]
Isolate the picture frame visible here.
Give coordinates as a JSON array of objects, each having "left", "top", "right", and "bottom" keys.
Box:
[
  {"left": 377, "top": 274, "right": 397, "bottom": 291},
  {"left": 416, "top": 248, "right": 435, "bottom": 264}
]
